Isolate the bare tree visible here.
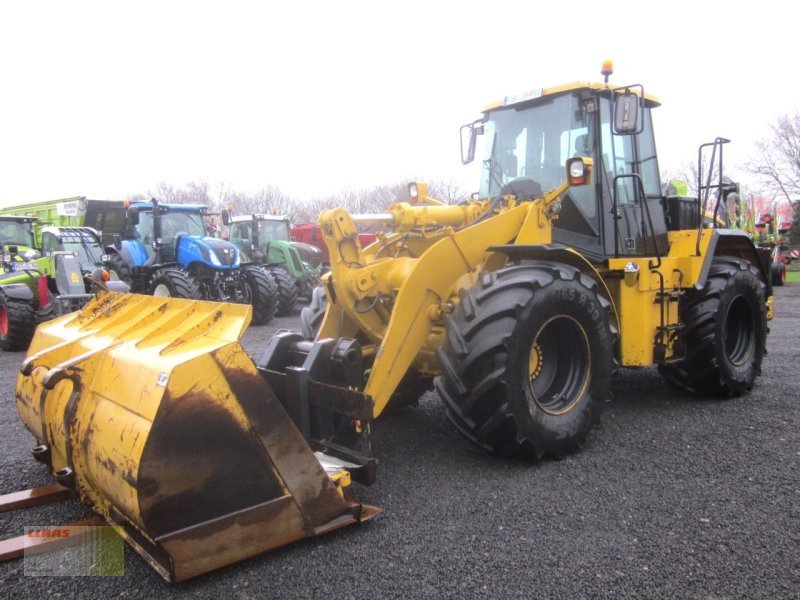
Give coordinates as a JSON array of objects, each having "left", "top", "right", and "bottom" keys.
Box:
[
  {"left": 126, "top": 176, "right": 470, "bottom": 227},
  {"left": 747, "top": 112, "right": 800, "bottom": 208},
  {"left": 227, "top": 185, "right": 296, "bottom": 216},
  {"left": 128, "top": 179, "right": 213, "bottom": 205},
  {"left": 427, "top": 178, "right": 469, "bottom": 204}
]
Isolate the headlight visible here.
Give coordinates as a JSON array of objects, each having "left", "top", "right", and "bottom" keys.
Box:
[
  {"left": 23, "top": 250, "right": 40, "bottom": 260},
  {"left": 566, "top": 158, "right": 592, "bottom": 186},
  {"left": 208, "top": 250, "right": 222, "bottom": 266}
]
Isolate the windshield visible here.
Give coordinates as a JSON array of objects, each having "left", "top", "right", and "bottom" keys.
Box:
[
  {"left": 160, "top": 211, "right": 206, "bottom": 237},
  {"left": 479, "top": 93, "right": 591, "bottom": 198},
  {"left": 136, "top": 211, "right": 205, "bottom": 242},
  {"left": 257, "top": 220, "right": 290, "bottom": 244},
  {"left": 0, "top": 221, "right": 34, "bottom": 248},
  {"left": 228, "top": 219, "right": 290, "bottom": 262},
  {"left": 63, "top": 241, "right": 103, "bottom": 270}
]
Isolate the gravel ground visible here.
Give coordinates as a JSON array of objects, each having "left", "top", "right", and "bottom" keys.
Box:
[{"left": 0, "top": 287, "right": 798, "bottom": 599}]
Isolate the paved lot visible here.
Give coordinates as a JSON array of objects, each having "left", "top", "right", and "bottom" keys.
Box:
[{"left": 1, "top": 287, "right": 798, "bottom": 599}]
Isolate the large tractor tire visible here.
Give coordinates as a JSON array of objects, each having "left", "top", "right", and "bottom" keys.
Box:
[
  {"left": 300, "top": 285, "right": 327, "bottom": 339},
  {"left": 268, "top": 266, "right": 299, "bottom": 316},
  {"left": 105, "top": 253, "right": 134, "bottom": 289},
  {"left": 658, "top": 256, "right": 767, "bottom": 397},
  {"left": 435, "top": 262, "right": 617, "bottom": 459},
  {"left": 148, "top": 269, "right": 202, "bottom": 299},
  {"left": 771, "top": 261, "right": 786, "bottom": 287},
  {"left": 0, "top": 296, "right": 37, "bottom": 351},
  {"left": 243, "top": 266, "right": 278, "bottom": 325}
]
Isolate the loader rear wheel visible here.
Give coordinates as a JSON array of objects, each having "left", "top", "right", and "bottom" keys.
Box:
[
  {"left": 268, "top": 266, "right": 299, "bottom": 316},
  {"left": 301, "top": 285, "right": 328, "bottom": 339},
  {"left": 658, "top": 256, "right": 767, "bottom": 397},
  {"left": 0, "top": 296, "right": 37, "bottom": 351},
  {"left": 435, "top": 262, "right": 616, "bottom": 459},
  {"left": 149, "top": 269, "right": 202, "bottom": 299},
  {"left": 243, "top": 266, "right": 278, "bottom": 325}
]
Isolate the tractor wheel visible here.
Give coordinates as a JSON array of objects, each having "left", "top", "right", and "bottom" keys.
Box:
[
  {"left": 435, "top": 262, "right": 617, "bottom": 459},
  {"left": 148, "top": 269, "right": 202, "bottom": 299},
  {"left": 105, "top": 253, "right": 133, "bottom": 288},
  {"left": 243, "top": 266, "right": 278, "bottom": 325},
  {"left": 268, "top": 267, "right": 299, "bottom": 316},
  {"left": 301, "top": 285, "right": 328, "bottom": 340},
  {"left": 658, "top": 257, "right": 767, "bottom": 397},
  {"left": 771, "top": 261, "right": 786, "bottom": 287},
  {"left": 0, "top": 295, "right": 37, "bottom": 351}
]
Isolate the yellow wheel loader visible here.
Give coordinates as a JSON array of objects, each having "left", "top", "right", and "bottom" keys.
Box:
[{"left": 10, "top": 65, "right": 772, "bottom": 580}]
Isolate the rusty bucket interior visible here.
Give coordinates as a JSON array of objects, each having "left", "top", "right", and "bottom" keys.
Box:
[{"left": 15, "top": 292, "right": 379, "bottom": 582}]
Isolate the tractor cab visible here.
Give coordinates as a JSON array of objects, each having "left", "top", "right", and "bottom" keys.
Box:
[
  {"left": 0, "top": 216, "right": 40, "bottom": 266},
  {"left": 463, "top": 81, "right": 668, "bottom": 262},
  {"left": 39, "top": 226, "right": 106, "bottom": 274},
  {"left": 126, "top": 202, "right": 210, "bottom": 263},
  {"left": 226, "top": 213, "right": 292, "bottom": 263}
]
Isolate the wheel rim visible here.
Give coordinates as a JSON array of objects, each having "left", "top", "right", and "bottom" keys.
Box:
[
  {"left": 528, "top": 315, "right": 590, "bottom": 415},
  {"left": 152, "top": 283, "right": 172, "bottom": 297},
  {"left": 723, "top": 295, "right": 755, "bottom": 366},
  {"left": 0, "top": 305, "right": 8, "bottom": 337}
]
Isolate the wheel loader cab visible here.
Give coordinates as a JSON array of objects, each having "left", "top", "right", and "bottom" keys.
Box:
[{"left": 476, "top": 85, "right": 667, "bottom": 262}]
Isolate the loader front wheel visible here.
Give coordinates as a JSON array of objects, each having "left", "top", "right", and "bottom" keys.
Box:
[
  {"left": 243, "top": 266, "right": 278, "bottom": 325},
  {"left": 435, "top": 262, "right": 616, "bottom": 459},
  {"left": 149, "top": 269, "right": 202, "bottom": 299},
  {"left": 301, "top": 285, "right": 328, "bottom": 339},
  {"left": 658, "top": 256, "right": 767, "bottom": 397},
  {"left": 268, "top": 267, "right": 299, "bottom": 316},
  {"left": 0, "top": 296, "right": 37, "bottom": 351}
]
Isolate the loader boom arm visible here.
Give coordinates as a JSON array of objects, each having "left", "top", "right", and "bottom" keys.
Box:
[{"left": 316, "top": 182, "right": 574, "bottom": 417}]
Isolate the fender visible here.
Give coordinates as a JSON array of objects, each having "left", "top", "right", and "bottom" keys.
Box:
[
  {"left": 698, "top": 229, "right": 770, "bottom": 290},
  {"left": 104, "top": 244, "right": 135, "bottom": 267},
  {"left": 118, "top": 239, "right": 149, "bottom": 268},
  {"left": 488, "top": 243, "right": 620, "bottom": 335},
  {"left": 0, "top": 282, "right": 35, "bottom": 302}
]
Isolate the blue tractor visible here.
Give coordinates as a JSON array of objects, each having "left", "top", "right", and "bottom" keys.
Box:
[{"left": 103, "top": 199, "right": 278, "bottom": 324}]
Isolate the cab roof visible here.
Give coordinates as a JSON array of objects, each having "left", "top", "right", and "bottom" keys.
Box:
[
  {"left": 130, "top": 202, "right": 208, "bottom": 213},
  {"left": 229, "top": 214, "right": 289, "bottom": 223},
  {"left": 482, "top": 81, "right": 661, "bottom": 113},
  {"left": 0, "top": 215, "right": 37, "bottom": 223}
]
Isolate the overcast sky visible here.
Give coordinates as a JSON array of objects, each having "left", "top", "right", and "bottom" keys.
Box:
[{"left": 1, "top": 1, "right": 796, "bottom": 208}]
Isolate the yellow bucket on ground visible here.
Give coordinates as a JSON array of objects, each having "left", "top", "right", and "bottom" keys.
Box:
[{"left": 16, "top": 292, "right": 378, "bottom": 582}]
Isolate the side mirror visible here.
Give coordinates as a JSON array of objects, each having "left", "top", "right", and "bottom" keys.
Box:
[
  {"left": 613, "top": 90, "right": 641, "bottom": 134},
  {"left": 460, "top": 120, "right": 484, "bottom": 165},
  {"left": 221, "top": 209, "right": 231, "bottom": 226},
  {"left": 127, "top": 207, "right": 140, "bottom": 226},
  {"left": 7, "top": 245, "right": 18, "bottom": 256}
]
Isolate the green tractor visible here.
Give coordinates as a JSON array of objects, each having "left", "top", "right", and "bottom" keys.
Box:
[
  {"left": 221, "top": 210, "right": 322, "bottom": 316},
  {"left": 0, "top": 216, "right": 126, "bottom": 351}
]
